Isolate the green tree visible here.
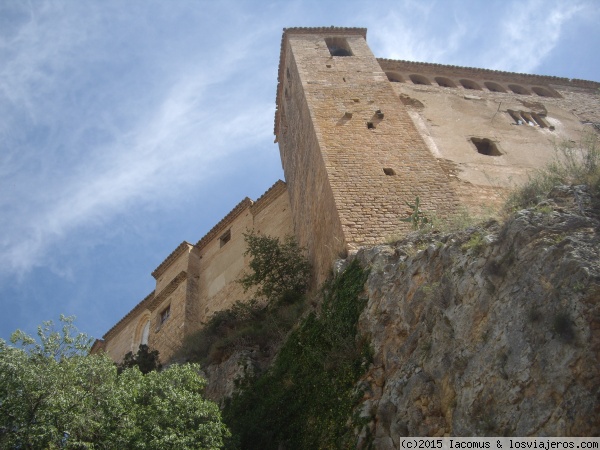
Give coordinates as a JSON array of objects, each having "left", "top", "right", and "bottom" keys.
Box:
[
  {"left": 238, "top": 232, "right": 311, "bottom": 305},
  {"left": 118, "top": 344, "right": 162, "bottom": 374},
  {"left": 0, "top": 316, "right": 228, "bottom": 449}
]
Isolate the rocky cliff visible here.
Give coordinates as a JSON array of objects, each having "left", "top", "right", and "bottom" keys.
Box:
[
  {"left": 354, "top": 185, "right": 599, "bottom": 445},
  {"left": 205, "top": 185, "right": 599, "bottom": 444}
]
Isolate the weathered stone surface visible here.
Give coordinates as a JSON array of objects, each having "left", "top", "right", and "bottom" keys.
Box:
[{"left": 354, "top": 186, "right": 599, "bottom": 441}]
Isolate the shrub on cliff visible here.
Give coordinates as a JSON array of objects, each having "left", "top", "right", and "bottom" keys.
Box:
[
  {"left": 506, "top": 133, "right": 599, "bottom": 210},
  {"left": 239, "top": 232, "right": 311, "bottom": 305}
]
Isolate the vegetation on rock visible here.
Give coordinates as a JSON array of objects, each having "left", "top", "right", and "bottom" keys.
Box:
[{"left": 223, "top": 260, "right": 371, "bottom": 450}]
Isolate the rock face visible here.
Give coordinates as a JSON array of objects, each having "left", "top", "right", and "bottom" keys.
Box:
[{"left": 355, "top": 186, "right": 600, "bottom": 445}]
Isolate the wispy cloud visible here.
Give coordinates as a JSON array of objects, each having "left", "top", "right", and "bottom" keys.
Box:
[
  {"left": 481, "top": 0, "right": 588, "bottom": 73},
  {"left": 0, "top": 2, "right": 276, "bottom": 278}
]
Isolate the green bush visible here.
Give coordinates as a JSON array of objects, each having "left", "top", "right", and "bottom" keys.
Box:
[
  {"left": 239, "top": 232, "right": 311, "bottom": 305},
  {"left": 0, "top": 316, "right": 228, "bottom": 449},
  {"left": 506, "top": 133, "right": 599, "bottom": 211},
  {"left": 223, "top": 260, "right": 371, "bottom": 450}
]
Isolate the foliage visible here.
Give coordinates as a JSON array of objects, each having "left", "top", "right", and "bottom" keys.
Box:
[
  {"left": 178, "top": 298, "right": 306, "bottom": 366},
  {"left": 238, "top": 232, "right": 311, "bottom": 304},
  {"left": 118, "top": 344, "right": 162, "bottom": 374},
  {"left": 223, "top": 260, "right": 371, "bottom": 449},
  {"left": 505, "top": 133, "right": 600, "bottom": 211},
  {"left": 0, "top": 316, "right": 228, "bottom": 449},
  {"left": 400, "top": 196, "right": 431, "bottom": 230}
]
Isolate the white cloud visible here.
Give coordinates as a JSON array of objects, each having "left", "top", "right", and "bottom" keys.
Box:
[{"left": 482, "top": 0, "right": 587, "bottom": 73}]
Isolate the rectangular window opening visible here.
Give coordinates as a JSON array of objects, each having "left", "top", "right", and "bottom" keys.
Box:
[
  {"left": 160, "top": 305, "right": 171, "bottom": 325},
  {"left": 220, "top": 229, "right": 231, "bottom": 247},
  {"left": 325, "top": 37, "right": 353, "bottom": 57}
]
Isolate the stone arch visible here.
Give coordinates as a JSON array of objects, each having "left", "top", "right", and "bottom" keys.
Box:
[
  {"left": 459, "top": 79, "right": 482, "bottom": 90},
  {"left": 409, "top": 74, "right": 431, "bottom": 85},
  {"left": 133, "top": 312, "right": 152, "bottom": 351},
  {"left": 386, "top": 71, "right": 404, "bottom": 83},
  {"left": 484, "top": 81, "right": 507, "bottom": 93},
  {"left": 531, "top": 86, "right": 554, "bottom": 97},
  {"left": 508, "top": 84, "right": 530, "bottom": 95},
  {"left": 435, "top": 77, "right": 457, "bottom": 88}
]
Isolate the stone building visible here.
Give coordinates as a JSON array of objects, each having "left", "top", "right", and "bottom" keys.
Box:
[{"left": 92, "top": 27, "right": 600, "bottom": 363}]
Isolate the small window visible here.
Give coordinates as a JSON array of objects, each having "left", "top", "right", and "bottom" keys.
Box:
[
  {"left": 160, "top": 306, "right": 171, "bottom": 325},
  {"left": 325, "top": 37, "right": 352, "bottom": 57},
  {"left": 367, "top": 121, "right": 375, "bottom": 129},
  {"left": 460, "top": 79, "right": 482, "bottom": 90},
  {"left": 507, "top": 109, "right": 550, "bottom": 129},
  {"left": 484, "top": 81, "right": 507, "bottom": 93},
  {"left": 409, "top": 74, "right": 431, "bottom": 85},
  {"left": 386, "top": 72, "right": 404, "bottom": 83},
  {"left": 383, "top": 168, "right": 395, "bottom": 175},
  {"left": 435, "top": 77, "right": 456, "bottom": 88},
  {"left": 508, "top": 84, "right": 530, "bottom": 95},
  {"left": 471, "top": 138, "right": 501, "bottom": 156},
  {"left": 220, "top": 229, "right": 231, "bottom": 247}
]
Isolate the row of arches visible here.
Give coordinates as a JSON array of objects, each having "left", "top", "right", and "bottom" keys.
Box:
[{"left": 385, "top": 72, "right": 558, "bottom": 98}]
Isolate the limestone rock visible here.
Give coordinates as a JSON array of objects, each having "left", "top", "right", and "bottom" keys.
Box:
[{"left": 355, "top": 186, "right": 600, "bottom": 441}]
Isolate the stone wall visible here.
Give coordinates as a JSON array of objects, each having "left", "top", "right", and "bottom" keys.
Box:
[
  {"left": 378, "top": 59, "right": 600, "bottom": 213},
  {"left": 276, "top": 28, "right": 459, "bottom": 284},
  {"left": 95, "top": 181, "right": 294, "bottom": 364}
]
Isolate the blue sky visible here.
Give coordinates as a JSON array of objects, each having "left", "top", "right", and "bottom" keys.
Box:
[{"left": 1, "top": 0, "right": 599, "bottom": 342}]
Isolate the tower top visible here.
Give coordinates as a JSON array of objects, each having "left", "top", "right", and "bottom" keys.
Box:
[{"left": 274, "top": 27, "right": 368, "bottom": 138}]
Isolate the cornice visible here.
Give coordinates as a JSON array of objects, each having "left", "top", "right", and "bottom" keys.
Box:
[
  {"left": 377, "top": 58, "right": 600, "bottom": 89},
  {"left": 195, "top": 197, "right": 253, "bottom": 251},
  {"left": 151, "top": 241, "right": 193, "bottom": 280},
  {"left": 148, "top": 271, "right": 188, "bottom": 312},
  {"left": 250, "top": 180, "right": 287, "bottom": 217},
  {"left": 103, "top": 290, "right": 155, "bottom": 340}
]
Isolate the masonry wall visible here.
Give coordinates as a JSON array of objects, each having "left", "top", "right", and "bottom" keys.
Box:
[
  {"left": 276, "top": 29, "right": 458, "bottom": 283},
  {"left": 96, "top": 182, "right": 294, "bottom": 364},
  {"left": 194, "top": 182, "right": 294, "bottom": 327},
  {"left": 378, "top": 59, "right": 600, "bottom": 212}
]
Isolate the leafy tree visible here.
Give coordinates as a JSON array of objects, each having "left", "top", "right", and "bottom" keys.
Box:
[
  {"left": 118, "top": 344, "right": 162, "bottom": 374},
  {"left": 0, "top": 315, "right": 228, "bottom": 449},
  {"left": 238, "top": 232, "right": 311, "bottom": 305}
]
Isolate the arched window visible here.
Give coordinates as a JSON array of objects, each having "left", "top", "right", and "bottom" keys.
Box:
[
  {"left": 140, "top": 320, "right": 150, "bottom": 346},
  {"left": 459, "top": 79, "right": 482, "bottom": 90},
  {"left": 508, "top": 84, "right": 530, "bottom": 95},
  {"left": 409, "top": 74, "right": 431, "bottom": 85},
  {"left": 435, "top": 77, "right": 456, "bottom": 88},
  {"left": 484, "top": 81, "right": 507, "bottom": 93},
  {"left": 386, "top": 72, "right": 404, "bottom": 83},
  {"left": 531, "top": 86, "right": 553, "bottom": 97}
]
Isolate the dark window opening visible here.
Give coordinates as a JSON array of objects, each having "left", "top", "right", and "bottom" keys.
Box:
[
  {"left": 460, "top": 79, "right": 482, "bottom": 90},
  {"left": 409, "top": 74, "right": 431, "bottom": 85},
  {"left": 484, "top": 81, "right": 507, "bottom": 93},
  {"left": 471, "top": 138, "right": 501, "bottom": 156},
  {"left": 367, "top": 122, "right": 375, "bottom": 129},
  {"left": 531, "top": 86, "right": 553, "bottom": 97},
  {"left": 220, "top": 229, "right": 231, "bottom": 247},
  {"left": 325, "top": 37, "right": 353, "bottom": 56},
  {"left": 508, "top": 109, "right": 550, "bottom": 129},
  {"left": 508, "top": 84, "right": 530, "bottom": 95},
  {"left": 435, "top": 77, "right": 456, "bottom": 88},
  {"left": 383, "top": 168, "right": 395, "bottom": 175},
  {"left": 386, "top": 72, "right": 404, "bottom": 83},
  {"left": 160, "top": 305, "right": 171, "bottom": 325}
]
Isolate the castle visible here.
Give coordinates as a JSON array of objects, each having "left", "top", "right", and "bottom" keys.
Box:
[{"left": 91, "top": 27, "right": 600, "bottom": 363}]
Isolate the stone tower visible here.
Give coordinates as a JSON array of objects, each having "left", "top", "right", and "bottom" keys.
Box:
[{"left": 275, "top": 27, "right": 458, "bottom": 282}]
